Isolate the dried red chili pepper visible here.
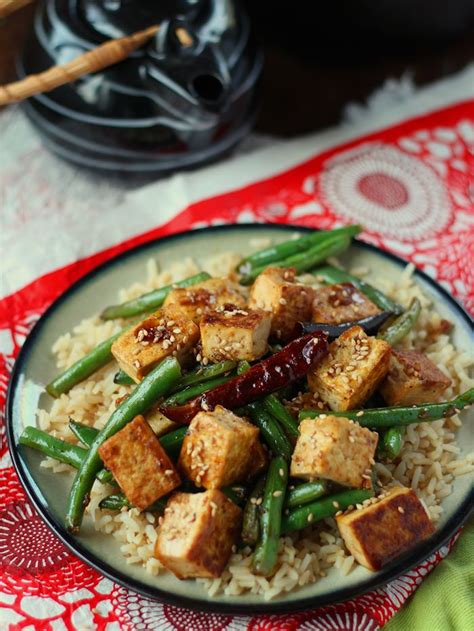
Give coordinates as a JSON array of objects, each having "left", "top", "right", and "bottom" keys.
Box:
[{"left": 161, "top": 331, "right": 328, "bottom": 424}]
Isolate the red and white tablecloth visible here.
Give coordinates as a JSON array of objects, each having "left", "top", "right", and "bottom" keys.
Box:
[{"left": 0, "top": 66, "right": 473, "bottom": 629}]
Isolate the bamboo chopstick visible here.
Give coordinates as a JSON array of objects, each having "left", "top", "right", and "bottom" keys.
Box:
[
  {"left": 0, "top": 23, "right": 159, "bottom": 106},
  {"left": 0, "top": 0, "right": 34, "bottom": 19}
]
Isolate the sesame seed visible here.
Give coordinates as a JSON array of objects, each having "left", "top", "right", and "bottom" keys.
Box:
[
  {"left": 273, "top": 491, "right": 282, "bottom": 497},
  {"left": 279, "top": 298, "right": 287, "bottom": 305},
  {"left": 279, "top": 468, "right": 285, "bottom": 477},
  {"left": 398, "top": 506, "right": 405, "bottom": 514},
  {"left": 332, "top": 501, "right": 339, "bottom": 508},
  {"left": 356, "top": 411, "right": 364, "bottom": 417},
  {"left": 164, "top": 469, "right": 174, "bottom": 476},
  {"left": 307, "top": 513, "right": 314, "bottom": 523}
]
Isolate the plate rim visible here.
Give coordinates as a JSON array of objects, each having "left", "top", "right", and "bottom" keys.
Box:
[{"left": 6, "top": 223, "right": 474, "bottom": 614}]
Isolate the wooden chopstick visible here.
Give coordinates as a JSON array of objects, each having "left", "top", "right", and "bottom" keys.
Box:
[{"left": 0, "top": 23, "right": 159, "bottom": 106}]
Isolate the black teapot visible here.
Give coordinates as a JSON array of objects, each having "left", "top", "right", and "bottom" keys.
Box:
[{"left": 19, "top": 0, "right": 262, "bottom": 173}]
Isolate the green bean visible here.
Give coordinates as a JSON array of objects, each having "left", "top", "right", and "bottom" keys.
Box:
[
  {"left": 237, "top": 360, "right": 252, "bottom": 375},
  {"left": 101, "top": 272, "right": 211, "bottom": 320},
  {"left": 175, "top": 360, "right": 237, "bottom": 390},
  {"left": 65, "top": 357, "right": 181, "bottom": 532},
  {"left": 69, "top": 419, "right": 99, "bottom": 447},
  {"left": 378, "top": 298, "right": 421, "bottom": 346},
  {"left": 263, "top": 394, "right": 300, "bottom": 440},
  {"left": 222, "top": 485, "right": 248, "bottom": 507},
  {"left": 313, "top": 265, "right": 403, "bottom": 314},
  {"left": 99, "top": 493, "right": 167, "bottom": 512},
  {"left": 46, "top": 329, "right": 126, "bottom": 398},
  {"left": 299, "top": 388, "right": 474, "bottom": 428},
  {"left": 19, "top": 426, "right": 113, "bottom": 485},
  {"left": 379, "top": 427, "right": 404, "bottom": 460},
  {"left": 113, "top": 369, "right": 135, "bottom": 385},
  {"left": 247, "top": 402, "right": 293, "bottom": 460},
  {"left": 281, "top": 489, "right": 373, "bottom": 533},
  {"left": 159, "top": 427, "right": 188, "bottom": 459},
  {"left": 253, "top": 457, "right": 288, "bottom": 576},
  {"left": 237, "top": 225, "right": 362, "bottom": 273},
  {"left": 241, "top": 476, "right": 266, "bottom": 546},
  {"left": 240, "top": 235, "right": 351, "bottom": 285},
  {"left": 284, "top": 480, "right": 328, "bottom": 508},
  {"left": 162, "top": 373, "right": 233, "bottom": 407}
]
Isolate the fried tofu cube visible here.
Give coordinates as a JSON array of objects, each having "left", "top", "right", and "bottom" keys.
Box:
[
  {"left": 308, "top": 326, "right": 391, "bottom": 411},
  {"left": 336, "top": 486, "right": 434, "bottom": 571},
  {"left": 200, "top": 305, "right": 271, "bottom": 362},
  {"left": 154, "top": 490, "right": 242, "bottom": 579},
  {"left": 248, "top": 267, "right": 314, "bottom": 340},
  {"left": 312, "top": 283, "right": 381, "bottom": 324},
  {"left": 291, "top": 416, "right": 378, "bottom": 488},
  {"left": 178, "top": 405, "right": 260, "bottom": 488},
  {"left": 163, "top": 278, "right": 247, "bottom": 323},
  {"left": 111, "top": 307, "right": 199, "bottom": 382},
  {"left": 98, "top": 416, "right": 181, "bottom": 510},
  {"left": 380, "top": 349, "right": 451, "bottom": 406}
]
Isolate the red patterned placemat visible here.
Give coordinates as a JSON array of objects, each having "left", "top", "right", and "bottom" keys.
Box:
[{"left": 0, "top": 100, "right": 473, "bottom": 629}]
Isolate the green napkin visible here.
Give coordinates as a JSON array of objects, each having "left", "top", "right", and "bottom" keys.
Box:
[{"left": 385, "top": 517, "right": 474, "bottom": 631}]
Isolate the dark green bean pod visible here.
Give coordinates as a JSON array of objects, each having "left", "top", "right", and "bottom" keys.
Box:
[
  {"left": 19, "top": 426, "right": 113, "bottom": 485},
  {"left": 263, "top": 394, "right": 300, "bottom": 440},
  {"left": 284, "top": 480, "right": 328, "bottom": 508},
  {"left": 378, "top": 298, "right": 421, "bottom": 346},
  {"left": 175, "top": 360, "right": 237, "bottom": 390},
  {"left": 99, "top": 493, "right": 167, "bottom": 512},
  {"left": 162, "top": 373, "right": 233, "bottom": 407},
  {"left": 247, "top": 402, "right": 293, "bottom": 461},
  {"left": 299, "top": 388, "right": 474, "bottom": 428},
  {"left": 65, "top": 357, "right": 181, "bottom": 532},
  {"left": 240, "top": 235, "right": 351, "bottom": 285},
  {"left": 237, "top": 225, "right": 362, "bottom": 273},
  {"left": 313, "top": 265, "right": 403, "bottom": 314},
  {"left": 379, "top": 427, "right": 404, "bottom": 460},
  {"left": 241, "top": 476, "right": 266, "bottom": 546},
  {"left": 69, "top": 419, "right": 99, "bottom": 447},
  {"left": 253, "top": 457, "right": 288, "bottom": 576},
  {"left": 101, "top": 272, "right": 211, "bottom": 320},
  {"left": 281, "top": 489, "right": 373, "bottom": 533},
  {"left": 113, "top": 369, "right": 135, "bottom": 386},
  {"left": 221, "top": 485, "right": 248, "bottom": 507},
  {"left": 46, "top": 328, "right": 126, "bottom": 398}
]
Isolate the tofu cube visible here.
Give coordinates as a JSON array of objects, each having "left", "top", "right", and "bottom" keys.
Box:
[
  {"left": 178, "top": 405, "right": 260, "bottom": 488},
  {"left": 312, "top": 283, "right": 381, "bottom": 324},
  {"left": 291, "top": 416, "right": 378, "bottom": 488},
  {"left": 111, "top": 307, "right": 199, "bottom": 382},
  {"left": 248, "top": 267, "right": 314, "bottom": 340},
  {"left": 380, "top": 349, "right": 451, "bottom": 406},
  {"left": 163, "top": 278, "right": 247, "bottom": 323},
  {"left": 200, "top": 305, "right": 271, "bottom": 362},
  {"left": 98, "top": 416, "right": 181, "bottom": 510},
  {"left": 308, "top": 326, "right": 391, "bottom": 410},
  {"left": 336, "top": 486, "right": 434, "bottom": 571},
  {"left": 154, "top": 489, "right": 242, "bottom": 579}
]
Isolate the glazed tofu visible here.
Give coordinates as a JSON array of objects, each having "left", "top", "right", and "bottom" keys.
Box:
[
  {"left": 291, "top": 416, "right": 378, "bottom": 488},
  {"left": 312, "top": 283, "right": 380, "bottom": 324},
  {"left": 163, "top": 278, "right": 247, "bottom": 323},
  {"left": 380, "top": 349, "right": 451, "bottom": 406},
  {"left": 98, "top": 416, "right": 181, "bottom": 510},
  {"left": 248, "top": 267, "right": 314, "bottom": 340},
  {"left": 336, "top": 486, "right": 434, "bottom": 571},
  {"left": 200, "top": 305, "right": 271, "bottom": 362},
  {"left": 111, "top": 307, "right": 199, "bottom": 382},
  {"left": 308, "top": 326, "right": 391, "bottom": 411},
  {"left": 154, "top": 490, "right": 242, "bottom": 579},
  {"left": 178, "top": 405, "right": 260, "bottom": 488},
  {"left": 245, "top": 438, "right": 269, "bottom": 481}
]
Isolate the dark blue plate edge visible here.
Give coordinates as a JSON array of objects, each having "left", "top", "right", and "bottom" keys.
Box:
[{"left": 5, "top": 223, "right": 474, "bottom": 615}]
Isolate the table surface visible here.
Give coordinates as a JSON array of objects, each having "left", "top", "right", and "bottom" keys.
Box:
[{"left": 2, "top": 3, "right": 474, "bottom": 136}]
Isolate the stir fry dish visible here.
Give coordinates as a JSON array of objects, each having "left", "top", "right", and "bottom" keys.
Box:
[{"left": 20, "top": 225, "right": 474, "bottom": 597}]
